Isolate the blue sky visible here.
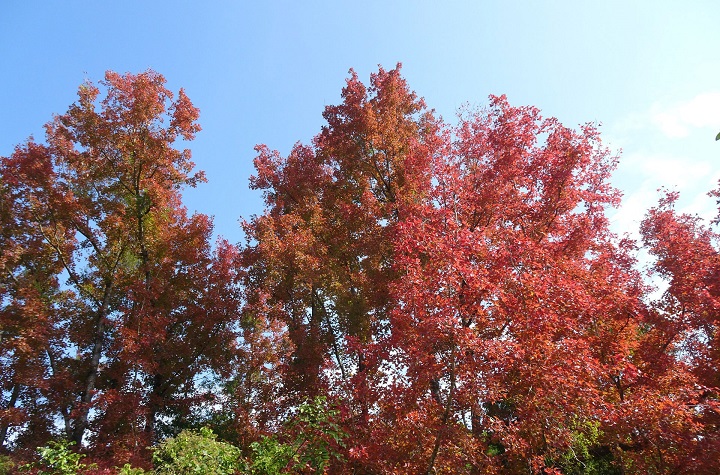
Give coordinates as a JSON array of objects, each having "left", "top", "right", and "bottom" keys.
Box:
[{"left": 2, "top": 1, "right": 719, "bottom": 245}]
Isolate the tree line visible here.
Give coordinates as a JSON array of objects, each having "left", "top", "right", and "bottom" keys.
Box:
[{"left": 1, "top": 66, "right": 718, "bottom": 474}]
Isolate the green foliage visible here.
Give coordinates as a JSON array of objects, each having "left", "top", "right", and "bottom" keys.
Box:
[
  {"left": 247, "top": 436, "right": 296, "bottom": 475},
  {"left": 117, "top": 464, "right": 147, "bottom": 475},
  {"left": 245, "top": 396, "right": 347, "bottom": 474},
  {"left": 79, "top": 398, "right": 347, "bottom": 475},
  {"left": 0, "top": 455, "right": 15, "bottom": 475},
  {"left": 556, "top": 421, "right": 621, "bottom": 475},
  {"left": 289, "top": 396, "right": 346, "bottom": 471},
  {"left": 485, "top": 441, "right": 504, "bottom": 457},
  {"left": 151, "top": 427, "right": 242, "bottom": 475},
  {"left": 21, "top": 440, "right": 89, "bottom": 475}
]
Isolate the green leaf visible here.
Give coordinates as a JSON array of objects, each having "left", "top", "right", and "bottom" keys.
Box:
[{"left": 716, "top": 131, "right": 720, "bottom": 141}]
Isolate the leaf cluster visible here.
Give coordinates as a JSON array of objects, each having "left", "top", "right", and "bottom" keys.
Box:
[
  {"left": 151, "top": 427, "right": 241, "bottom": 475},
  {"left": 20, "top": 440, "right": 89, "bottom": 475}
]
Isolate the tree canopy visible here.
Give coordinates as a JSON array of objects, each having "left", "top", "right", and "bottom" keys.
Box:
[{"left": 1, "top": 66, "right": 718, "bottom": 474}]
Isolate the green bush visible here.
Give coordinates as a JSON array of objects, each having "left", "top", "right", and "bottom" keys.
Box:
[
  {"left": 247, "top": 436, "right": 296, "bottom": 475},
  {"left": 20, "top": 440, "right": 89, "bottom": 475},
  {"left": 116, "top": 463, "right": 147, "bottom": 475},
  {"left": 151, "top": 426, "right": 242, "bottom": 475},
  {"left": 246, "top": 396, "right": 347, "bottom": 475}
]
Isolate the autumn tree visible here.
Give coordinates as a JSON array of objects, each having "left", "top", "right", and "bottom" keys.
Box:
[
  {"left": 637, "top": 191, "right": 720, "bottom": 474},
  {"left": 0, "top": 71, "right": 243, "bottom": 464},
  {"left": 3, "top": 65, "right": 718, "bottom": 474},
  {"left": 246, "top": 66, "right": 720, "bottom": 474},
  {"left": 0, "top": 144, "right": 70, "bottom": 451},
  {"left": 371, "top": 96, "right": 663, "bottom": 474},
  {"left": 242, "top": 65, "right": 440, "bottom": 433}
]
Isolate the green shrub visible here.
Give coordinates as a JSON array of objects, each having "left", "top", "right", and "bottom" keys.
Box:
[
  {"left": 151, "top": 426, "right": 242, "bottom": 475},
  {"left": 247, "top": 436, "right": 296, "bottom": 475},
  {"left": 116, "top": 463, "right": 147, "bottom": 475},
  {"left": 20, "top": 440, "right": 89, "bottom": 475},
  {"left": 246, "top": 396, "right": 347, "bottom": 475}
]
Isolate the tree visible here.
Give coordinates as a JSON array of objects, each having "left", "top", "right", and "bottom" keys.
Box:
[
  {"left": 246, "top": 66, "right": 720, "bottom": 474},
  {"left": 242, "top": 65, "right": 439, "bottom": 435},
  {"left": 638, "top": 191, "right": 720, "bottom": 474},
  {"left": 0, "top": 142, "right": 68, "bottom": 451},
  {"left": 0, "top": 71, "right": 241, "bottom": 464},
  {"left": 3, "top": 65, "right": 719, "bottom": 473},
  {"left": 364, "top": 95, "right": 652, "bottom": 474}
]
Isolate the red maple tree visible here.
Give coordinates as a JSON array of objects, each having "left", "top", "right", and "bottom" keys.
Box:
[
  {"left": 0, "top": 72, "right": 247, "bottom": 466},
  {"left": 2, "top": 65, "right": 718, "bottom": 474},
  {"left": 244, "top": 66, "right": 720, "bottom": 474}
]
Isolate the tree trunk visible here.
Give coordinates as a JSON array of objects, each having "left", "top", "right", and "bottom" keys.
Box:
[{"left": 0, "top": 383, "right": 20, "bottom": 451}]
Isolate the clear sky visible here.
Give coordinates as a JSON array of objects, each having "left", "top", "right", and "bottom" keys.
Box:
[{"left": 2, "top": 1, "right": 719, "bottom": 246}]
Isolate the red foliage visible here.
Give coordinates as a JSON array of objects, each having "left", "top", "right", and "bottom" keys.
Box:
[
  {"left": 244, "top": 66, "right": 720, "bottom": 473},
  {"left": 2, "top": 66, "right": 718, "bottom": 474},
  {"left": 638, "top": 192, "right": 720, "bottom": 473},
  {"left": 0, "top": 71, "right": 242, "bottom": 465}
]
